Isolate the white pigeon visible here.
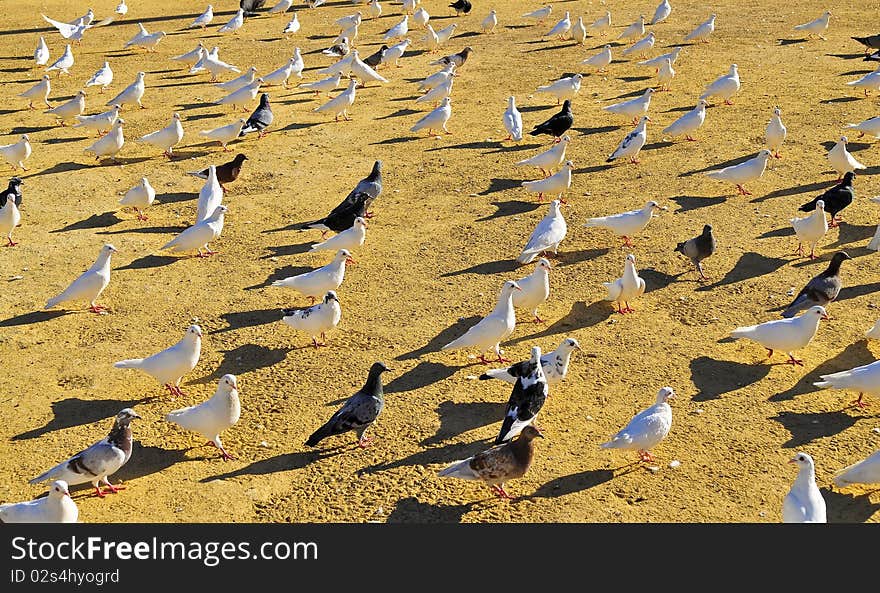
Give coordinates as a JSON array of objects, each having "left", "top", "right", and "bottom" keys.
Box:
[
  {"left": 657, "top": 57, "right": 675, "bottom": 90},
  {"left": 291, "top": 47, "right": 305, "bottom": 79},
  {"left": 351, "top": 51, "right": 389, "bottom": 85},
  {"left": 790, "top": 199, "right": 828, "bottom": 259},
  {"left": 512, "top": 258, "right": 552, "bottom": 322},
  {"left": 481, "top": 10, "right": 497, "bottom": 34},
  {"left": 662, "top": 99, "right": 707, "bottom": 141},
  {"left": 382, "top": 39, "right": 412, "bottom": 68},
  {"left": 215, "top": 78, "right": 263, "bottom": 111},
  {"left": 607, "top": 116, "right": 651, "bottom": 164},
  {"left": 271, "top": 249, "right": 354, "bottom": 302},
  {"left": 783, "top": 453, "right": 827, "bottom": 523},
  {"left": 119, "top": 177, "right": 155, "bottom": 220},
  {"left": 300, "top": 72, "right": 343, "bottom": 97},
  {"left": 535, "top": 74, "right": 583, "bottom": 105},
  {"left": 203, "top": 52, "right": 242, "bottom": 83},
  {"left": 480, "top": 337, "right": 580, "bottom": 385},
  {"left": 604, "top": 88, "right": 654, "bottom": 124},
  {"left": 435, "top": 23, "right": 457, "bottom": 46},
  {"left": 410, "top": 96, "right": 452, "bottom": 135},
  {"left": 160, "top": 205, "right": 228, "bottom": 257},
  {"left": 730, "top": 305, "right": 827, "bottom": 365},
  {"left": 601, "top": 387, "right": 674, "bottom": 462},
  {"left": 544, "top": 11, "right": 572, "bottom": 40},
  {"left": 522, "top": 5, "right": 552, "bottom": 24},
  {"left": 45, "top": 44, "right": 74, "bottom": 76},
  {"left": 219, "top": 8, "right": 245, "bottom": 34},
  {"left": 19, "top": 75, "right": 52, "bottom": 109},
  {"left": 44, "top": 244, "right": 118, "bottom": 313},
  {"left": 336, "top": 11, "right": 362, "bottom": 30},
  {"left": 41, "top": 15, "right": 93, "bottom": 42},
  {"left": 515, "top": 135, "right": 571, "bottom": 176},
  {"left": 618, "top": 14, "right": 646, "bottom": 41},
  {"left": 262, "top": 58, "right": 298, "bottom": 88},
  {"left": 651, "top": 0, "right": 672, "bottom": 25},
  {"left": 129, "top": 31, "right": 166, "bottom": 52},
  {"left": 570, "top": 16, "right": 587, "bottom": 45},
  {"left": 401, "top": 0, "right": 417, "bottom": 14},
  {"left": 85, "top": 61, "right": 113, "bottom": 93},
  {"left": 45, "top": 89, "right": 86, "bottom": 125},
  {"left": 684, "top": 13, "right": 715, "bottom": 43},
  {"left": 0, "top": 134, "right": 32, "bottom": 171},
  {"left": 384, "top": 16, "right": 409, "bottom": 41},
  {"left": 34, "top": 37, "right": 50, "bottom": 68},
  {"left": 282, "top": 291, "right": 343, "bottom": 348},
  {"left": 517, "top": 199, "right": 567, "bottom": 264},
  {"left": 765, "top": 106, "right": 787, "bottom": 158},
  {"left": 834, "top": 449, "right": 880, "bottom": 489},
  {"left": 199, "top": 118, "right": 247, "bottom": 151},
  {"left": 418, "top": 63, "right": 456, "bottom": 91},
  {"left": 704, "top": 149, "right": 772, "bottom": 195},
  {"left": 638, "top": 46, "right": 682, "bottom": 69},
  {"left": 416, "top": 75, "right": 452, "bottom": 105},
  {"left": 319, "top": 53, "right": 354, "bottom": 77},
  {"left": 189, "top": 5, "right": 215, "bottom": 29},
  {"left": 124, "top": 23, "right": 150, "bottom": 48},
  {"left": 521, "top": 161, "right": 574, "bottom": 203},
  {"left": 189, "top": 46, "right": 213, "bottom": 74},
  {"left": 215, "top": 66, "right": 257, "bottom": 92},
  {"left": 588, "top": 10, "right": 612, "bottom": 36},
  {"left": 0, "top": 481, "right": 78, "bottom": 523},
  {"left": 115, "top": 325, "right": 203, "bottom": 396},
  {"left": 814, "top": 359, "right": 880, "bottom": 409},
  {"left": 603, "top": 253, "right": 646, "bottom": 314},
  {"left": 116, "top": 0, "right": 128, "bottom": 16},
  {"left": 195, "top": 165, "right": 223, "bottom": 224},
  {"left": 503, "top": 96, "right": 523, "bottom": 142},
  {"left": 268, "top": 0, "right": 293, "bottom": 15},
  {"left": 845, "top": 67, "right": 880, "bottom": 96},
  {"left": 310, "top": 217, "right": 367, "bottom": 252},
  {"left": 827, "top": 136, "right": 866, "bottom": 179},
  {"left": 84, "top": 118, "right": 125, "bottom": 162},
  {"left": 0, "top": 194, "right": 21, "bottom": 247},
  {"left": 106, "top": 71, "right": 146, "bottom": 109},
  {"left": 283, "top": 13, "right": 301, "bottom": 35},
  {"left": 700, "top": 63, "right": 740, "bottom": 104},
  {"left": 74, "top": 104, "right": 120, "bottom": 136},
  {"left": 584, "top": 200, "right": 665, "bottom": 247},
  {"left": 867, "top": 319, "right": 880, "bottom": 340},
  {"left": 324, "top": 36, "right": 351, "bottom": 58},
  {"left": 138, "top": 112, "right": 184, "bottom": 158},
  {"left": 441, "top": 280, "right": 522, "bottom": 364},
  {"left": 166, "top": 374, "right": 241, "bottom": 461},
  {"left": 794, "top": 10, "right": 831, "bottom": 40},
  {"left": 622, "top": 31, "right": 655, "bottom": 58},
  {"left": 582, "top": 45, "right": 612, "bottom": 72},
  {"left": 171, "top": 42, "right": 206, "bottom": 68},
  {"left": 368, "top": 0, "right": 382, "bottom": 20},
  {"left": 844, "top": 116, "right": 880, "bottom": 139},
  {"left": 314, "top": 78, "right": 358, "bottom": 121}
]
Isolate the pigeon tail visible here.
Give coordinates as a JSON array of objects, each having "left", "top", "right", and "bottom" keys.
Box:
[
  {"left": 437, "top": 458, "right": 479, "bottom": 479},
  {"left": 113, "top": 358, "right": 147, "bottom": 369}
]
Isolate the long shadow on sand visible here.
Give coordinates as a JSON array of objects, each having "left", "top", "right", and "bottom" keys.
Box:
[
  {"left": 696, "top": 252, "right": 788, "bottom": 292},
  {"left": 690, "top": 356, "right": 771, "bottom": 401},
  {"left": 475, "top": 199, "right": 542, "bottom": 222},
  {"left": 0, "top": 310, "right": 69, "bottom": 327},
  {"left": 358, "top": 440, "right": 490, "bottom": 476},
  {"left": 384, "top": 361, "right": 459, "bottom": 395},
  {"left": 192, "top": 344, "right": 293, "bottom": 384},
  {"left": 13, "top": 397, "right": 147, "bottom": 440},
  {"left": 420, "top": 401, "right": 504, "bottom": 447},
  {"left": 822, "top": 488, "right": 880, "bottom": 522},
  {"left": 385, "top": 496, "right": 477, "bottom": 523},
  {"left": 769, "top": 340, "right": 875, "bottom": 402},
  {"left": 395, "top": 316, "right": 481, "bottom": 361},
  {"left": 440, "top": 258, "right": 520, "bottom": 277},
  {"left": 199, "top": 448, "right": 348, "bottom": 482},
  {"left": 211, "top": 308, "right": 280, "bottom": 335},
  {"left": 506, "top": 301, "right": 613, "bottom": 346},
  {"left": 771, "top": 410, "right": 863, "bottom": 448}
]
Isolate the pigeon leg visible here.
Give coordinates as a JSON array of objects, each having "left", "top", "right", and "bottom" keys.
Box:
[
  {"left": 724, "top": 98, "right": 734, "bottom": 105},
  {"left": 218, "top": 446, "right": 236, "bottom": 461},
  {"left": 164, "top": 383, "right": 177, "bottom": 396},
  {"left": 88, "top": 304, "right": 108, "bottom": 313},
  {"left": 533, "top": 311, "right": 546, "bottom": 323},
  {"left": 637, "top": 450, "right": 655, "bottom": 463},
  {"left": 93, "top": 486, "right": 106, "bottom": 498},
  {"left": 357, "top": 436, "right": 374, "bottom": 448},
  {"left": 622, "top": 236, "right": 634, "bottom": 247},
  {"left": 765, "top": 348, "right": 774, "bottom": 360},
  {"left": 629, "top": 155, "right": 640, "bottom": 164},
  {"left": 796, "top": 242, "right": 804, "bottom": 257},
  {"left": 101, "top": 478, "right": 125, "bottom": 494},
  {"left": 851, "top": 393, "right": 868, "bottom": 409},
  {"left": 623, "top": 302, "right": 635, "bottom": 313},
  {"left": 686, "top": 134, "right": 697, "bottom": 141},
  {"left": 136, "top": 208, "right": 148, "bottom": 221},
  {"left": 495, "top": 484, "right": 513, "bottom": 499},
  {"left": 697, "top": 263, "right": 709, "bottom": 281},
  {"left": 309, "top": 296, "right": 316, "bottom": 305},
  {"left": 5, "top": 237, "right": 18, "bottom": 247},
  {"left": 774, "top": 150, "right": 782, "bottom": 159},
  {"left": 809, "top": 245, "right": 817, "bottom": 259},
  {"left": 616, "top": 302, "right": 625, "bottom": 314},
  {"left": 477, "top": 354, "right": 492, "bottom": 364},
  {"left": 786, "top": 353, "right": 804, "bottom": 366}
]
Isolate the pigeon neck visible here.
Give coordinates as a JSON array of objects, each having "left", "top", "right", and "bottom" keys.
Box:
[
  {"left": 494, "top": 288, "right": 517, "bottom": 317},
  {"left": 794, "top": 465, "right": 816, "bottom": 490},
  {"left": 362, "top": 371, "right": 385, "bottom": 399},
  {"left": 509, "top": 435, "right": 536, "bottom": 468},
  {"left": 90, "top": 251, "right": 114, "bottom": 272},
  {"left": 107, "top": 421, "right": 133, "bottom": 454},
  {"left": 825, "top": 258, "right": 844, "bottom": 276}
]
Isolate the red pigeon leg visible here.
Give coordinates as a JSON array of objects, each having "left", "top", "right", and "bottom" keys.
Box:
[
  {"left": 851, "top": 393, "right": 868, "bottom": 409},
  {"left": 786, "top": 354, "right": 804, "bottom": 366}
]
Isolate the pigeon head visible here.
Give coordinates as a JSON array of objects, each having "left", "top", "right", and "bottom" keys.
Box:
[
  {"left": 9, "top": 177, "right": 22, "bottom": 188},
  {"left": 50, "top": 480, "right": 71, "bottom": 499},
  {"left": 187, "top": 324, "right": 203, "bottom": 338},
  {"left": 353, "top": 216, "right": 368, "bottom": 229},
  {"left": 702, "top": 224, "right": 713, "bottom": 235},
  {"left": 549, "top": 199, "right": 563, "bottom": 215},
  {"left": 530, "top": 346, "right": 542, "bottom": 362},
  {"left": 773, "top": 106, "right": 781, "bottom": 116},
  {"left": 369, "top": 361, "right": 390, "bottom": 376},
  {"left": 657, "top": 386, "right": 675, "bottom": 403},
  {"left": 324, "top": 291, "right": 339, "bottom": 303},
  {"left": 832, "top": 251, "right": 852, "bottom": 264},
  {"left": 220, "top": 373, "right": 238, "bottom": 391},
  {"left": 815, "top": 199, "right": 825, "bottom": 211},
  {"left": 502, "top": 280, "right": 523, "bottom": 293},
  {"left": 805, "top": 305, "right": 829, "bottom": 320},
  {"left": 172, "top": 112, "right": 181, "bottom": 121},
  {"left": 641, "top": 115, "right": 652, "bottom": 124},
  {"left": 561, "top": 337, "right": 581, "bottom": 351},
  {"left": 20, "top": 134, "right": 29, "bottom": 142},
  {"left": 137, "top": 71, "right": 145, "bottom": 79},
  {"left": 788, "top": 452, "right": 815, "bottom": 470},
  {"left": 646, "top": 200, "right": 663, "bottom": 212},
  {"left": 563, "top": 159, "right": 574, "bottom": 168},
  {"left": 625, "top": 253, "right": 636, "bottom": 264},
  {"left": 536, "top": 257, "right": 552, "bottom": 272},
  {"left": 115, "top": 408, "right": 142, "bottom": 425},
  {"left": 573, "top": 73, "right": 584, "bottom": 81},
  {"left": 259, "top": 93, "right": 270, "bottom": 105},
  {"left": 697, "top": 99, "right": 710, "bottom": 108},
  {"left": 757, "top": 148, "right": 772, "bottom": 159},
  {"left": 233, "top": 153, "right": 248, "bottom": 164},
  {"left": 519, "top": 425, "right": 544, "bottom": 441},
  {"left": 41, "top": 74, "right": 49, "bottom": 82},
  {"left": 840, "top": 136, "right": 848, "bottom": 144},
  {"left": 842, "top": 171, "right": 855, "bottom": 184},
  {"left": 101, "top": 243, "right": 119, "bottom": 255},
  {"left": 561, "top": 99, "right": 572, "bottom": 110},
  {"left": 337, "top": 249, "right": 355, "bottom": 264},
  {"left": 211, "top": 205, "right": 228, "bottom": 218}
]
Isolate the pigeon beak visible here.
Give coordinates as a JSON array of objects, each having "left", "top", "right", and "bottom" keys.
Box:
[
  {"left": 535, "top": 430, "right": 545, "bottom": 438},
  {"left": 131, "top": 412, "right": 142, "bottom": 419},
  {"left": 821, "top": 313, "right": 830, "bottom": 320},
  {"left": 63, "top": 490, "right": 71, "bottom": 497},
  {"left": 787, "top": 459, "right": 797, "bottom": 465},
  {"left": 345, "top": 256, "right": 356, "bottom": 265},
  {"left": 514, "top": 286, "right": 522, "bottom": 291}
]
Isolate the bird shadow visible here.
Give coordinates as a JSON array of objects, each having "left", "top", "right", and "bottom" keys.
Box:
[
  {"left": 100, "top": 225, "right": 187, "bottom": 236},
  {"left": 669, "top": 195, "right": 726, "bottom": 212},
  {"left": 475, "top": 200, "right": 542, "bottom": 222},
  {"left": 10, "top": 125, "right": 52, "bottom": 135},
  {"left": 375, "top": 109, "right": 420, "bottom": 120},
  {"left": 757, "top": 227, "right": 795, "bottom": 239},
  {"left": 663, "top": 105, "right": 694, "bottom": 113},
  {"left": 199, "top": 449, "right": 345, "bottom": 482},
  {"left": 245, "top": 264, "right": 312, "bottom": 290},
  {"left": 0, "top": 310, "right": 70, "bottom": 327},
  {"left": 573, "top": 124, "right": 621, "bottom": 135},
  {"left": 507, "top": 301, "right": 612, "bottom": 346},
  {"left": 113, "top": 443, "right": 193, "bottom": 484},
  {"left": 12, "top": 397, "right": 147, "bottom": 441},
  {"left": 114, "top": 255, "right": 180, "bottom": 270},
  {"left": 689, "top": 356, "right": 772, "bottom": 401},
  {"left": 482, "top": 143, "right": 543, "bottom": 154},
  {"left": 696, "top": 252, "right": 788, "bottom": 291},
  {"left": 478, "top": 177, "right": 521, "bottom": 196},
  {"left": 211, "top": 308, "right": 280, "bottom": 335},
  {"left": 519, "top": 104, "right": 555, "bottom": 113},
  {"left": 279, "top": 122, "right": 321, "bottom": 132},
  {"left": 526, "top": 42, "right": 580, "bottom": 54},
  {"left": 395, "top": 316, "right": 482, "bottom": 361},
  {"left": 822, "top": 488, "right": 880, "bottom": 523},
  {"left": 827, "top": 223, "right": 876, "bottom": 248},
  {"left": 25, "top": 161, "right": 89, "bottom": 178},
  {"left": 778, "top": 37, "right": 809, "bottom": 46},
  {"left": 358, "top": 439, "right": 489, "bottom": 476},
  {"left": 440, "top": 258, "right": 520, "bottom": 277},
  {"left": 384, "top": 361, "right": 459, "bottom": 395},
  {"left": 769, "top": 340, "right": 875, "bottom": 402},
  {"left": 260, "top": 241, "right": 314, "bottom": 259},
  {"left": 425, "top": 141, "right": 498, "bottom": 152},
  {"left": 49, "top": 211, "right": 122, "bottom": 233},
  {"left": 820, "top": 97, "right": 862, "bottom": 104},
  {"left": 524, "top": 468, "right": 618, "bottom": 499},
  {"left": 840, "top": 69, "right": 875, "bottom": 76},
  {"left": 556, "top": 247, "right": 610, "bottom": 267},
  {"left": 43, "top": 136, "right": 87, "bottom": 145},
  {"left": 573, "top": 164, "right": 614, "bottom": 175},
  {"left": 753, "top": 180, "right": 832, "bottom": 203},
  {"left": 421, "top": 401, "right": 504, "bottom": 446},
  {"left": 193, "top": 344, "right": 293, "bottom": 384},
  {"left": 607, "top": 88, "right": 649, "bottom": 100},
  {"left": 371, "top": 135, "right": 421, "bottom": 145},
  {"left": 828, "top": 53, "right": 868, "bottom": 59},
  {"left": 837, "top": 281, "right": 880, "bottom": 302},
  {"left": 385, "top": 496, "right": 476, "bottom": 523},
  {"left": 771, "top": 410, "right": 862, "bottom": 448},
  {"left": 641, "top": 268, "right": 682, "bottom": 291},
  {"left": 618, "top": 75, "right": 651, "bottom": 83},
  {"left": 642, "top": 141, "right": 674, "bottom": 152}
]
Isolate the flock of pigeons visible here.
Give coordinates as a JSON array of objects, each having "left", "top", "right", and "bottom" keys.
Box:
[{"left": 2, "top": 1, "right": 880, "bottom": 524}]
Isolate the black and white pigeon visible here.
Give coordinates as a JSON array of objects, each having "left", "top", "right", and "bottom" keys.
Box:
[
  {"left": 799, "top": 171, "right": 855, "bottom": 227},
  {"left": 240, "top": 0, "right": 267, "bottom": 17},
  {"left": 675, "top": 224, "right": 717, "bottom": 281},
  {"left": 431, "top": 47, "right": 473, "bottom": 68},
  {"left": 529, "top": 99, "right": 573, "bottom": 139},
  {"left": 323, "top": 37, "right": 350, "bottom": 58},
  {"left": 363, "top": 45, "right": 388, "bottom": 69},
  {"left": 449, "top": 0, "right": 472, "bottom": 16},
  {"left": 0, "top": 177, "right": 22, "bottom": 208},
  {"left": 306, "top": 362, "right": 390, "bottom": 448},
  {"left": 240, "top": 93, "right": 273, "bottom": 138},
  {"left": 302, "top": 161, "right": 382, "bottom": 234},
  {"left": 29, "top": 408, "right": 141, "bottom": 498},
  {"left": 781, "top": 251, "right": 851, "bottom": 318},
  {"left": 853, "top": 34, "right": 880, "bottom": 53},
  {"left": 480, "top": 337, "right": 580, "bottom": 385},
  {"left": 495, "top": 346, "right": 549, "bottom": 445}
]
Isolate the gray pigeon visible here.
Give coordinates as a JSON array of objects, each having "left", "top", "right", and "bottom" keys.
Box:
[
  {"left": 496, "top": 347, "right": 549, "bottom": 444},
  {"left": 675, "top": 224, "right": 716, "bottom": 281},
  {"left": 240, "top": 0, "right": 266, "bottom": 16},
  {"left": 29, "top": 408, "right": 141, "bottom": 498},
  {"left": 363, "top": 45, "right": 388, "bottom": 69},
  {"left": 853, "top": 34, "right": 880, "bottom": 53},
  {"left": 781, "top": 251, "right": 851, "bottom": 318},
  {"left": 0, "top": 177, "right": 22, "bottom": 208},
  {"left": 305, "top": 362, "right": 390, "bottom": 448},
  {"left": 350, "top": 159, "right": 382, "bottom": 202},
  {"left": 240, "top": 93, "right": 273, "bottom": 138}
]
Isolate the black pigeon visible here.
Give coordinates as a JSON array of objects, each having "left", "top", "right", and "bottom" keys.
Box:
[
  {"left": 799, "top": 171, "right": 855, "bottom": 227},
  {"left": 529, "top": 99, "right": 573, "bottom": 139},
  {"left": 240, "top": 0, "right": 266, "bottom": 17},
  {"left": 853, "top": 34, "right": 880, "bottom": 53},
  {"left": 0, "top": 177, "right": 23, "bottom": 208},
  {"left": 306, "top": 362, "right": 390, "bottom": 448},
  {"left": 431, "top": 47, "right": 474, "bottom": 69},
  {"left": 240, "top": 93, "right": 273, "bottom": 138},
  {"left": 187, "top": 154, "right": 248, "bottom": 188},
  {"left": 449, "top": 0, "right": 472, "bottom": 15},
  {"left": 675, "top": 224, "right": 716, "bottom": 281},
  {"left": 363, "top": 45, "right": 388, "bottom": 69},
  {"left": 495, "top": 347, "right": 548, "bottom": 445},
  {"left": 781, "top": 251, "right": 851, "bottom": 318},
  {"left": 302, "top": 161, "right": 382, "bottom": 233}
]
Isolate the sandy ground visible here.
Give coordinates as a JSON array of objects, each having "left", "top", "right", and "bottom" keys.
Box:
[{"left": 1, "top": 0, "right": 880, "bottom": 523}]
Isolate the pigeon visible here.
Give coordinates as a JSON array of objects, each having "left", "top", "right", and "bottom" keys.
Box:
[
  {"left": 34, "top": 37, "right": 50, "bottom": 68},
  {"left": 815, "top": 359, "right": 880, "bottom": 408},
  {"left": 302, "top": 191, "right": 372, "bottom": 235},
  {"left": 799, "top": 171, "right": 855, "bottom": 227},
  {"left": 482, "top": 9, "right": 497, "bottom": 34},
  {"left": 29, "top": 409, "right": 141, "bottom": 498},
  {"left": 521, "top": 161, "right": 573, "bottom": 203},
  {"left": 604, "top": 253, "right": 646, "bottom": 314},
  {"left": 417, "top": 63, "right": 456, "bottom": 91},
  {"left": 651, "top": 0, "right": 672, "bottom": 25},
  {"left": 435, "top": 23, "right": 458, "bottom": 46},
  {"left": 416, "top": 76, "right": 452, "bottom": 105},
  {"left": 700, "top": 64, "right": 739, "bottom": 105},
  {"left": 202, "top": 51, "right": 242, "bottom": 83},
  {"left": 166, "top": 374, "right": 241, "bottom": 461},
  {"left": 323, "top": 37, "right": 350, "bottom": 58},
  {"left": 783, "top": 453, "right": 827, "bottom": 523},
  {"left": 333, "top": 24, "right": 359, "bottom": 48},
  {"left": 362, "top": 46, "right": 388, "bottom": 69},
  {"left": 368, "top": 0, "right": 381, "bottom": 19},
  {"left": 242, "top": 0, "right": 268, "bottom": 14},
  {"left": 535, "top": 74, "right": 583, "bottom": 105},
  {"left": 431, "top": 47, "right": 473, "bottom": 69},
  {"left": 190, "top": 46, "right": 218, "bottom": 73},
  {"left": 384, "top": 16, "right": 409, "bottom": 41},
  {"left": 603, "top": 88, "right": 654, "bottom": 124},
  {"left": 306, "top": 362, "right": 390, "bottom": 448},
  {"left": 413, "top": 6, "right": 430, "bottom": 27},
  {"left": 283, "top": 13, "right": 301, "bottom": 35},
  {"left": 570, "top": 16, "right": 587, "bottom": 45},
  {"left": 794, "top": 10, "right": 831, "bottom": 40},
  {"left": 765, "top": 107, "right": 787, "bottom": 158},
  {"left": 106, "top": 71, "right": 146, "bottom": 109},
  {"left": 503, "top": 96, "right": 523, "bottom": 142},
  {"left": 522, "top": 6, "right": 552, "bottom": 24},
  {"left": 188, "top": 154, "right": 248, "bottom": 189},
  {"left": 19, "top": 75, "right": 52, "bottom": 109},
  {"left": 268, "top": 0, "right": 293, "bottom": 14},
  {"left": 481, "top": 337, "right": 580, "bottom": 385},
  {"left": 684, "top": 13, "right": 715, "bottom": 43},
  {"left": 834, "top": 449, "right": 880, "bottom": 489},
  {"left": 543, "top": 11, "right": 572, "bottom": 40},
  {"left": 867, "top": 319, "right": 880, "bottom": 339},
  {"left": 262, "top": 58, "right": 298, "bottom": 88},
  {"left": 114, "top": 325, "right": 203, "bottom": 397},
  {"left": 239, "top": 93, "right": 273, "bottom": 139},
  {"left": 123, "top": 23, "right": 151, "bottom": 49},
  {"left": 74, "top": 104, "right": 121, "bottom": 136},
  {"left": 45, "top": 44, "right": 74, "bottom": 76},
  {"left": 42, "top": 16, "right": 92, "bottom": 43},
  {"left": 282, "top": 291, "right": 343, "bottom": 348},
  {"left": 160, "top": 205, "right": 228, "bottom": 257},
  {"left": 172, "top": 42, "right": 206, "bottom": 68},
  {"left": 622, "top": 32, "right": 656, "bottom": 59},
  {"left": 44, "top": 244, "right": 117, "bottom": 313},
  {"left": 137, "top": 112, "right": 184, "bottom": 158},
  {"left": 512, "top": 258, "right": 552, "bottom": 323},
  {"left": 219, "top": 8, "right": 245, "bottom": 34},
  {"left": 584, "top": 200, "right": 665, "bottom": 247},
  {"left": 449, "top": 0, "right": 471, "bottom": 16},
  {"left": 84, "top": 118, "right": 126, "bottom": 162},
  {"left": 0, "top": 481, "right": 78, "bottom": 523},
  {"left": 119, "top": 177, "right": 155, "bottom": 220},
  {"left": 381, "top": 39, "right": 411, "bottom": 69},
  {"left": 517, "top": 199, "right": 567, "bottom": 264},
  {"left": 441, "top": 280, "right": 522, "bottom": 364},
  {"left": 215, "top": 66, "right": 257, "bottom": 93},
  {"left": 588, "top": 10, "right": 612, "bottom": 36},
  {"left": 704, "top": 149, "right": 772, "bottom": 195},
  {"left": 188, "top": 5, "right": 214, "bottom": 28},
  {"left": 781, "top": 252, "right": 850, "bottom": 318},
  {"left": 638, "top": 46, "right": 683, "bottom": 69},
  {"left": 86, "top": 62, "right": 113, "bottom": 92},
  {"left": 336, "top": 11, "right": 363, "bottom": 30},
  {"left": 438, "top": 425, "right": 543, "bottom": 499},
  {"left": 301, "top": 73, "right": 344, "bottom": 99},
  {"left": 199, "top": 118, "right": 247, "bottom": 151},
  {"left": 607, "top": 116, "right": 651, "bottom": 164},
  {"left": 335, "top": 160, "right": 382, "bottom": 212},
  {"left": 127, "top": 31, "right": 166, "bottom": 52},
  {"left": 0, "top": 135, "right": 32, "bottom": 171},
  {"left": 601, "top": 387, "right": 674, "bottom": 462},
  {"left": 826, "top": 136, "right": 866, "bottom": 179},
  {"left": 662, "top": 99, "right": 708, "bottom": 141},
  {"left": 852, "top": 33, "right": 880, "bottom": 54},
  {"left": 656, "top": 57, "right": 675, "bottom": 90},
  {"left": 0, "top": 177, "right": 23, "bottom": 208},
  {"left": 529, "top": 99, "right": 573, "bottom": 138},
  {"left": 271, "top": 249, "right": 354, "bottom": 302},
  {"left": 195, "top": 165, "right": 223, "bottom": 224},
  {"left": 45, "top": 90, "right": 85, "bottom": 125},
  {"left": 314, "top": 78, "right": 358, "bottom": 122},
  {"left": 310, "top": 217, "right": 367, "bottom": 253},
  {"left": 844, "top": 116, "right": 880, "bottom": 139},
  {"left": 618, "top": 15, "right": 646, "bottom": 41},
  {"left": 730, "top": 305, "right": 827, "bottom": 365},
  {"left": 496, "top": 347, "right": 549, "bottom": 444},
  {"left": 410, "top": 96, "right": 452, "bottom": 135},
  {"left": 0, "top": 193, "right": 21, "bottom": 247},
  {"left": 215, "top": 78, "right": 263, "bottom": 112},
  {"left": 582, "top": 45, "right": 612, "bottom": 72},
  {"left": 790, "top": 200, "right": 828, "bottom": 259},
  {"left": 675, "top": 224, "right": 716, "bottom": 281},
  {"left": 349, "top": 51, "right": 389, "bottom": 86}
]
